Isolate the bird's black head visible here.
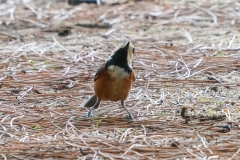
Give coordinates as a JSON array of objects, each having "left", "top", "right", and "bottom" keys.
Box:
[{"left": 106, "top": 42, "right": 135, "bottom": 73}]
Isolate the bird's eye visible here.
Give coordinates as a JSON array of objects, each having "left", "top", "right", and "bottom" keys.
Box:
[{"left": 132, "top": 48, "right": 135, "bottom": 54}]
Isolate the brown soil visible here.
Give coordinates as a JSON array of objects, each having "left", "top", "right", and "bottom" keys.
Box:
[{"left": 0, "top": 0, "right": 240, "bottom": 159}]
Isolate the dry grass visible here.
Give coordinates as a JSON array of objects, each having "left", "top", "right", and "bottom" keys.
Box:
[{"left": 0, "top": 0, "right": 240, "bottom": 159}]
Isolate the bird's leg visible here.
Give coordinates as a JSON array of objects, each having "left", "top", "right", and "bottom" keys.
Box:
[
  {"left": 86, "top": 98, "right": 101, "bottom": 118},
  {"left": 121, "top": 100, "right": 134, "bottom": 121}
]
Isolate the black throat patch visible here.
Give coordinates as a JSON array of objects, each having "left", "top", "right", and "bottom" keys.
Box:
[{"left": 105, "top": 47, "right": 132, "bottom": 74}]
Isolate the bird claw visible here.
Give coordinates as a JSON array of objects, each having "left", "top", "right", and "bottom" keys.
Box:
[
  {"left": 86, "top": 111, "right": 93, "bottom": 118},
  {"left": 128, "top": 114, "right": 134, "bottom": 121}
]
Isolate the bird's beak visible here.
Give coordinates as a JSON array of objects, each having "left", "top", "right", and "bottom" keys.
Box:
[{"left": 124, "top": 42, "right": 130, "bottom": 50}]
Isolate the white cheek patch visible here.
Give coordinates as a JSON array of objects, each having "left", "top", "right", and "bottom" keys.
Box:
[
  {"left": 107, "top": 65, "right": 129, "bottom": 79},
  {"left": 127, "top": 43, "right": 134, "bottom": 68},
  {"left": 109, "top": 42, "right": 134, "bottom": 69}
]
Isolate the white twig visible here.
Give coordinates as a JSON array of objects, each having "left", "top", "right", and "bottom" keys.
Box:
[
  {"left": 197, "top": 132, "right": 213, "bottom": 154},
  {"left": 141, "top": 124, "right": 146, "bottom": 136},
  {"left": 17, "top": 86, "right": 34, "bottom": 101},
  {"left": 73, "top": 54, "right": 82, "bottom": 62},
  {"left": 122, "top": 144, "right": 137, "bottom": 156},
  {"left": 188, "top": 66, "right": 215, "bottom": 78},
  {"left": 80, "top": 134, "right": 97, "bottom": 155},
  {"left": 221, "top": 71, "right": 239, "bottom": 78},
  {"left": 174, "top": 10, "right": 180, "bottom": 19},
  {"left": 228, "top": 35, "right": 236, "bottom": 48},
  {"left": 63, "top": 66, "right": 70, "bottom": 76},
  {"left": 184, "top": 32, "right": 193, "bottom": 44},
  {"left": 67, "top": 81, "right": 75, "bottom": 88},
  {"left": 65, "top": 116, "right": 77, "bottom": 136},
  {"left": 231, "top": 148, "right": 240, "bottom": 159},
  {"left": 186, "top": 148, "right": 203, "bottom": 159},
  {"left": 52, "top": 37, "right": 74, "bottom": 55},
  {"left": 0, "top": 75, "right": 7, "bottom": 81},
  {"left": 1, "top": 115, "right": 11, "bottom": 123},
  {"left": 193, "top": 58, "right": 203, "bottom": 68},
  {"left": 0, "top": 7, "right": 16, "bottom": 20},
  {"left": 22, "top": 19, "right": 47, "bottom": 28},
  {"left": 194, "top": 5, "right": 217, "bottom": 25},
  {"left": 98, "top": 150, "right": 114, "bottom": 160},
  {"left": 19, "top": 132, "right": 29, "bottom": 143},
  {"left": 24, "top": 4, "right": 48, "bottom": 19},
  {"left": 0, "top": 130, "right": 15, "bottom": 138},
  {"left": 11, "top": 42, "right": 37, "bottom": 57},
  {"left": 121, "top": 144, "right": 145, "bottom": 157},
  {"left": 103, "top": 29, "right": 115, "bottom": 36},
  {"left": 10, "top": 115, "right": 24, "bottom": 131},
  {"left": 119, "top": 128, "right": 132, "bottom": 143},
  {"left": 218, "top": 40, "right": 223, "bottom": 48},
  {"left": 222, "top": 109, "right": 231, "bottom": 120},
  {"left": 0, "top": 154, "right": 7, "bottom": 160},
  {"left": 133, "top": 75, "right": 151, "bottom": 108},
  {"left": 178, "top": 55, "right": 191, "bottom": 79}
]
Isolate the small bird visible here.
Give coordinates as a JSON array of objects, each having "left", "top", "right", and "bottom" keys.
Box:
[{"left": 82, "top": 42, "right": 135, "bottom": 120}]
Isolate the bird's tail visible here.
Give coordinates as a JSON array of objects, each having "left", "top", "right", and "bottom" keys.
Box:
[{"left": 81, "top": 95, "right": 97, "bottom": 108}]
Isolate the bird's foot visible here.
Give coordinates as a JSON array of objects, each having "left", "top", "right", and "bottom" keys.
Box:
[
  {"left": 85, "top": 110, "right": 93, "bottom": 118},
  {"left": 128, "top": 113, "right": 134, "bottom": 121}
]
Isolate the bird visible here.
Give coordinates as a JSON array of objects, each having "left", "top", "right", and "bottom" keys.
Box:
[{"left": 81, "top": 42, "right": 135, "bottom": 120}]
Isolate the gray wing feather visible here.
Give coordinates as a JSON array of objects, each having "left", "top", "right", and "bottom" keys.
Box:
[
  {"left": 94, "top": 63, "right": 105, "bottom": 82},
  {"left": 81, "top": 94, "right": 98, "bottom": 108}
]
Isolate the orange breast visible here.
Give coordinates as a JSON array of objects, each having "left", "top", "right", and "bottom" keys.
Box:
[{"left": 94, "top": 67, "right": 135, "bottom": 102}]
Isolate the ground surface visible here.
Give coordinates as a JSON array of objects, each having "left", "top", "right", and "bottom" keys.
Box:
[{"left": 0, "top": 0, "right": 240, "bottom": 159}]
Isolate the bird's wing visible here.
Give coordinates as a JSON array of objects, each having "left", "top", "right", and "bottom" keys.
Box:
[
  {"left": 132, "top": 70, "right": 136, "bottom": 82},
  {"left": 81, "top": 94, "right": 97, "bottom": 108},
  {"left": 94, "top": 63, "right": 105, "bottom": 82}
]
